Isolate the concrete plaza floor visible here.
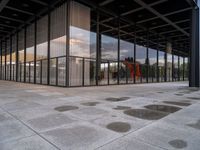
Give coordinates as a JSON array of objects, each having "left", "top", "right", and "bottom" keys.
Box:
[{"left": 0, "top": 81, "right": 200, "bottom": 150}]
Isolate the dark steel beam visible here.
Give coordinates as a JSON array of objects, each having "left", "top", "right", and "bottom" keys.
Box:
[
  {"left": 5, "top": 6, "right": 35, "bottom": 16},
  {"left": 150, "top": 19, "right": 190, "bottom": 30},
  {"left": 0, "top": 0, "right": 9, "bottom": 12},
  {"left": 0, "top": 15, "right": 24, "bottom": 23},
  {"left": 99, "top": 0, "right": 115, "bottom": 6},
  {"left": 133, "top": 0, "right": 190, "bottom": 36},
  {"left": 30, "top": 0, "right": 48, "bottom": 6},
  {"left": 100, "top": 0, "right": 168, "bottom": 23},
  {"left": 0, "top": 23, "right": 16, "bottom": 29}
]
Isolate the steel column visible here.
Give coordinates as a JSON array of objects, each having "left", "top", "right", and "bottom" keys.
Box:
[{"left": 189, "top": 7, "right": 200, "bottom": 87}]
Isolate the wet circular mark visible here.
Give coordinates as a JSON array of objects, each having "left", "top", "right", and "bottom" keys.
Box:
[
  {"left": 163, "top": 101, "right": 191, "bottom": 106},
  {"left": 105, "top": 97, "right": 130, "bottom": 102},
  {"left": 113, "top": 106, "right": 131, "bottom": 110},
  {"left": 187, "top": 97, "right": 200, "bottom": 100},
  {"left": 144, "top": 104, "right": 181, "bottom": 113},
  {"left": 81, "top": 102, "right": 100, "bottom": 106},
  {"left": 54, "top": 105, "right": 79, "bottom": 112},
  {"left": 124, "top": 109, "right": 168, "bottom": 120},
  {"left": 175, "top": 93, "right": 184, "bottom": 96},
  {"left": 106, "top": 122, "right": 131, "bottom": 132},
  {"left": 187, "top": 120, "right": 200, "bottom": 130},
  {"left": 168, "top": 139, "right": 187, "bottom": 149}
]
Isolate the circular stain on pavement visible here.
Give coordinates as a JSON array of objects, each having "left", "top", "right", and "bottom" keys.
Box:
[
  {"left": 113, "top": 106, "right": 131, "bottom": 110},
  {"left": 106, "top": 97, "right": 130, "bottom": 102},
  {"left": 175, "top": 93, "right": 184, "bottom": 96},
  {"left": 124, "top": 109, "right": 168, "bottom": 120},
  {"left": 106, "top": 122, "right": 131, "bottom": 132},
  {"left": 81, "top": 102, "right": 100, "bottom": 106},
  {"left": 169, "top": 139, "right": 187, "bottom": 149},
  {"left": 54, "top": 105, "right": 79, "bottom": 112},
  {"left": 163, "top": 101, "right": 191, "bottom": 106},
  {"left": 187, "top": 120, "right": 200, "bottom": 130},
  {"left": 144, "top": 104, "right": 181, "bottom": 113},
  {"left": 187, "top": 97, "right": 200, "bottom": 100}
]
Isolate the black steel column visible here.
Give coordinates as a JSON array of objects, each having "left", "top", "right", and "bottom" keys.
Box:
[
  {"left": 164, "top": 49, "right": 167, "bottom": 82},
  {"left": 146, "top": 29, "right": 149, "bottom": 83},
  {"left": 156, "top": 35, "right": 159, "bottom": 82},
  {"left": 10, "top": 36, "right": 12, "bottom": 81},
  {"left": 34, "top": 18, "right": 37, "bottom": 84},
  {"left": 16, "top": 32, "right": 19, "bottom": 81},
  {"left": 23, "top": 28, "right": 26, "bottom": 82},
  {"left": 117, "top": 18, "right": 120, "bottom": 85},
  {"left": 66, "top": 0, "right": 70, "bottom": 87},
  {"left": 0, "top": 41, "right": 2, "bottom": 80},
  {"left": 178, "top": 55, "right": 180, "bottom": 81},
  {"left": 47, "top": 9, "right": 51, "bottom": 85},
  {"left": 96, "top": 11, "right": 100, "bottom": 86},
  {"left": 133, "top": 23, "right": 136, "bottom": 84},
  {"left": 5, "top": 39, "right": 7, "bottom": 80},
  {"left": 172, "top": 53, "right": 174, "bottom": 82},
  {"left": 189, "top": 7, "right": 200, "bottom": 87}
]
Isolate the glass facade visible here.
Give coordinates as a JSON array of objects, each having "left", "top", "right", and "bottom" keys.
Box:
[
  {"left": 50, "top": 3, "right": 67, "bottom": 86},
  {"left": 136, "top": 43, "right": 147, "bottom": 83},
  {"left": 0, "top": 1, "right": 189, "bottom": 87},
  {"left": 148, "top": 48, "right": 157, "bottom": 82},
  {"left": 158, "top": 51, "right": 165, "bottom": 82},
  {"left": 167, "top": 53, "right": 172, "bottom": 81},
  {"left": 120, "top": 40, "right": 134, "bottom": 84}
]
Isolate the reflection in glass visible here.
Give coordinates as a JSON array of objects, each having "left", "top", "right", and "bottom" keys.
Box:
[
  {"left": 158, "top": 51, "right": 165, "bottom": 82},
  {"left": 148, "top": 48, "right": 157, "bottom": 82},
  {"left": 6, "top": 40, "right": 10, "bottom": 80},
  {"left": 18, "top": 30, "right": 25, "bottom": 82},
  {"left": 50, "top": 3, "right": 66, "bottom": 86},
  {"left": 69, "top": 1, "right": 95, "bottom": 86},
  {"left": 136, "top": 44, "right": 147, "bottom": 83},
  {"left": 11, "top": 35, "right": 16, "bottom": 81},
  {"left": 26, "top": 24, "right": 35, "bottom": 83},
  {"left": 173, "top": 55, "right": 178, "bottom": 81},
  {"left": 120, "top": 40, "right": 134, "bottom": 83},
  {"left": 179, "top": 57, "right": 184, "bottom": 81},
  {"left": 184, "top": 57, "right": 188, "bottom": 80},
  {"left": 167, "top": 53, "right": 172, "bottom": 81},
  {"left": 101, "top": 35, "right": 118, "bottom": 84}
]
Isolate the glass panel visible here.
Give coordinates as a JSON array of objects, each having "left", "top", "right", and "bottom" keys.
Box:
[
  {"left": 36, "top": 61, "right": 41, "bottom": 84},
  {"left": 99, "top": 61, "right": 109, "bottom": 85},
  {"left": 11, "top": 35, "right": 16, "bottom": 81},
  {"left": 84, "top": 59, "right": 96, "bottom": 86},
  {"left": 120, "top": 40, "right": 134, "bottom": 83},
  {"left": 36, "top": 15, "right": 48, "bottom": 84},
  {"left": 101, "top": 35, "right": 118, "bottom": 84},
  {"left": 58, "top": 57, "right": 66, "bottom": 86},
  {"left": 42, "top": 60, "right": 48, "bottom": 84},
  {"left": 26, "top": 24, "right": 35, "bottom": 82},
  {"left": 30, "top": 62, "right": 34, "bottom": 83},
  {"left": 184, "top": 57, "right": 188, "bottom": 80},
  {"left": 1, "top": 42, "right": 5, "bottom": 80},
  {"left": 149, "top": 48, "right": 157, "bottom": 82},
  {"left": 18, "top": 30, "right": 25, "bottom": 82},
  {"left": 70, "top": 1, "right": 96, "bottom": 86},
  {"left": 25, "top": 63, "right": 30, "bottom": 82},
  {"left": 69, "top": 57, "right": 83, "bottom": 86},
  {"left": 167, "top": 53, "right": 172, "bottom": 81},
  {"left": 136, "top": 44, "right": 147, "bottom": 83},
  {"left": 158, "top": 51, "right": 165, "bottom": 82},
  {"left": 6, "top": 39, "right": 10, "bottom": 80},
  {"left": 50, "top": 3, "right": 66, "bottom": 85},
  {"left": 50, "top": 58, "right": 56, "bottom": 85},
  {"left": 173, "top": 55, "right": 178, "bottom": 81},
  {"left": 179, "top": 56, "right": 184, "bottom": 81}
]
